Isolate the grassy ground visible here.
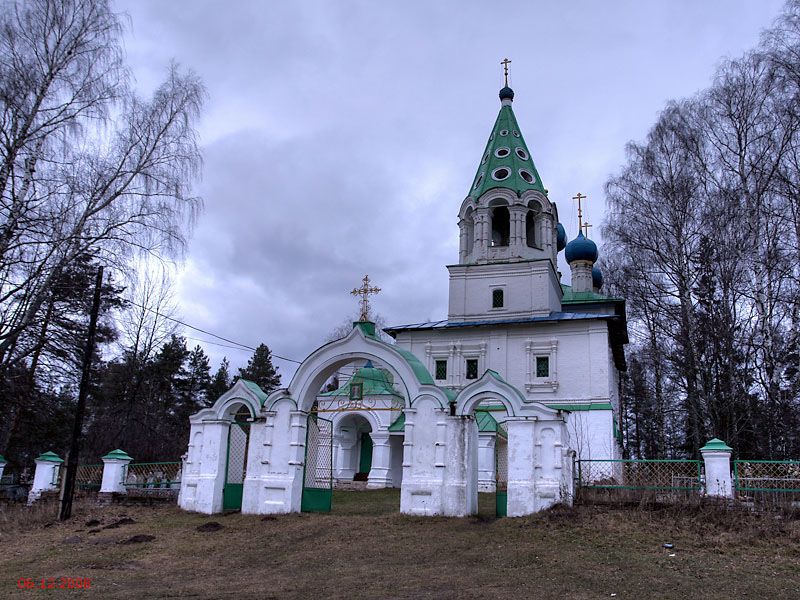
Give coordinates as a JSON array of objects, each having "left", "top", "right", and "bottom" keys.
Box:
[{"left": 1, "top": 490, "right": 799, "bottom": 599}]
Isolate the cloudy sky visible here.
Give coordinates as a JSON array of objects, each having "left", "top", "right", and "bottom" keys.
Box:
[{"left": 116, "top": 0, "right": 786, "bottom": 381}]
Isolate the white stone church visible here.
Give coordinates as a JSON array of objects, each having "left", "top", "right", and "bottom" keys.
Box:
[{"left": 178, "top": 78, "right": 628, "bottom": 518}]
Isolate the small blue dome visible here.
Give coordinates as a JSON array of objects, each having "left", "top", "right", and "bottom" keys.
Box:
[
  {"left": 592, "top": 266, "right": 604, "bottom": 290},
  {"left": 565, "top": 231, "right": 598, "bottom": 263},
  {"left": 556, "top": 223, "right": 567, "bottom": 251},
  {"left": 499, "top": 86, "right": 514, "bottom": 101}
]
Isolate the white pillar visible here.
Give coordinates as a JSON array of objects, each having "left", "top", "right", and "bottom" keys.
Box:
[
  {"left": 100, "top": 449, "right": 133, "bottom": 494},
  {"left": 506, "top": 418, "right": 537, "bottom": 516},
  {"left": 477, "top": 433, "right": 496, "bottom": 492},
  {"left": 27, "top": 451, "right": 63, "bottom": 504},
  {"left": 701, "top": 438, "right": 733, "bottom": 499},
  {"left": 441, "top": 415, "right": 478, "bottom": 516},
  {"left": 367, "top": 432, "right": 392, "bottom": 488},
  {"left": 179, "top": 419, "right": 229, "bottom": 514}
]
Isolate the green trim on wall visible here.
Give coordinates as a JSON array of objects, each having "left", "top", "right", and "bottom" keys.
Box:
[{"left": 545, "top": 402, "right": 613, "bottom": 412}]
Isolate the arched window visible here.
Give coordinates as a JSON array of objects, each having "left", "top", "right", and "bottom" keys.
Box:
[
  {"left": 465, "top": 207, "right": 475, "bottom": 255},
  {"left": 526, "top": 210, "right": 536, "bottom": 248},
  {"left": 491, "top": 206, "right": 510, "bottom": 247}
]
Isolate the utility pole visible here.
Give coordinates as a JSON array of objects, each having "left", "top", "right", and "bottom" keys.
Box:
[{"left": 59, "top": 266, "right": 103, "bottom": 521}]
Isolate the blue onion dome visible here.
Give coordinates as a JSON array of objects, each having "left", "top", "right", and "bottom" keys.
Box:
[
  {"left": 592, "top": 265, "right": 604, "bottom": 290},
  {"left": 556, "top": 222, "right": 567, "bottom": 251},
  {"left": 565, "top": 231, "right": 598, "bottom": 263},
  {"left": 499, "top": 86, "right": 514, "bottom": 101}
]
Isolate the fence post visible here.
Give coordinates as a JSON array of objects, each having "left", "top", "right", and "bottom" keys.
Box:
[
  {"left": 0, "top": 454, "right": 6, "bottom": 481},
  {"left": 700, "top": 438, "right": 733, "bottom": 499},
  {"left": 100, "top": 449, "right": 133, "bottom": 494},
  {"left": 27, "top": 451, "right": 64, "bottom": 504}
]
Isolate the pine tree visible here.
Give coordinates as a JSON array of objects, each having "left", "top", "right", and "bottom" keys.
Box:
[
  {"left": 183, "top": 345, "right": 212, "bottom": 408},
  {"left": 208, "top": 357, "right": 231, "bottom": 402},
  {"left": 237, "top": 344, "right": 281, "bottom": 393}
]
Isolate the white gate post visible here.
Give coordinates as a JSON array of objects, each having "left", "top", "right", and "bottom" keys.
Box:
[
  {"left": 28, "top": 451, "right": 63, "bottom": 504},
  {"left": 367, "top": 432, "right": 393, "bottom": 489},
  {"left": 701, "top": 438, "right": 734, "bottom": 499},
  {"left": 100, "top": 449, "right": 133, "bottom": 494}
]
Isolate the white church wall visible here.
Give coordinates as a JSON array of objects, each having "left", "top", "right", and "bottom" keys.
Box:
[
  {"left": 566, "top": 410, "right": 617, "bottom": 461},
  {"left": 394, "top": 320, "right": 614, "bottom": 404}
]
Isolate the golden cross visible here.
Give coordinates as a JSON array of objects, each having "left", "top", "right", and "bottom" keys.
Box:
[
  {"left": 351, "top": 275, "right": 381, "bottom": 322},
  {"left": 572, "top": 192, "right": 587, "bottom": 231},
  {"left": 582, "top": 221, "right": 593, "bottom": 238},
  {"left": 501, "top": 58, "right": 512, "bottom": 87}
]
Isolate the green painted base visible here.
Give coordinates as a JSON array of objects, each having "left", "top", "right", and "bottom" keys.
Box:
[
  {"left": 495, "top": 491, "right": 507, "bottom": 517},
  {"left": 302, "top": 487, "right": 332, "bottom": 513},
  {"left": 222, "top": 483, "right": 243, "bottom": 511}
]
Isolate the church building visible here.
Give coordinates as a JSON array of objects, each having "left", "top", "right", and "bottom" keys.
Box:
[{"left": 178, "top": 71, "right": 628, "bottom": 518}]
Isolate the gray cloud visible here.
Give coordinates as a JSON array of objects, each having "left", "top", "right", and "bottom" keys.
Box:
[{"left": 115, "top": 0, "right": 786, "bottom": 379}]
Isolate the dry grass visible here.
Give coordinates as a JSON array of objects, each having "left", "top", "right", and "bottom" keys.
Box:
[{"left": 1, "top": 490, "right": 799, "bottom": 599}]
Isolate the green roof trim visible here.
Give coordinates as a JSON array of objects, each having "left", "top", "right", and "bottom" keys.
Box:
[
  {"left": 320, "top": 364, "right": 403, "bottom": 398},
  {"left": 0, "top": 455, "right": 6, "bottom": 463},
  {"left": 545, "top": 402, "right": 614, "bottom": 412},
  {"left": 354, "top": 321, "right": 377, "bottom": 338},
  {"left": 475, "top": 410, "right": 507, "bottom": 437},
  {"left": 560, "top": 283, "right": 623, "bottom": 304},
  {"left": 35, "top": 451, "right": 63, "bottom": 463},
  {"left": 388, "top": 412, "right": 406, "bottom": 432},
  {"left": 239, "top": 378, "right": 269, "bottom": 406},
  {"left": 101, "top": 449, "right": 133, "bottom": 461},
  {"left": 701, "top": 438, "right": 732, "bottom": 452},
  {"left": 469, "top": 99, "right": 546, "bottom": 199},
  {"left": 392, "top": 346, "right": 435, "bottom": 385}
]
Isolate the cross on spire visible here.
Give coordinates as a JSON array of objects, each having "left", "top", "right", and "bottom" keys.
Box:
[
  {"left": 572, "top": 192, "right": 587, "bottom": 232},
  {"left": 582, "top": 221, "right": 593, "bottom": 238},
  {"left": 351, "top": 275, "right": 381, "bottom": 322},
  {"left": 501, "top": 58, "right": 512, "bottom": 87}
]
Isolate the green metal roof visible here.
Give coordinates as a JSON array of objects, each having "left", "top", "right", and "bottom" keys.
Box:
[
  {"left": 240, "top": 379, "right": 269, "bottom": 406},
  {"left": 0, "top": 455, "right": 6, "bottom": 464},
  {"left": 388, "top": 412, "right": 405, "bottom": 432},
  {"left": 560, "top": 283, "right": 623, "bottom": 304},
  {"left": 701, "top": 438, "right": 732, "bottom": 452},
  {"left": 388, "top": 408, "right": 505, "bottom": 436},
  {"left": 35, "top": 451, "right": 63, "bottom": 463},
  {"left": 392, "top": 346, "right": 435, "bottom": 385},
  {"left": 101, "top": 449, "right": 133, "bottom": 461},
  {"left": 544, "top": 402, "right": 613, "bottom": 412},
  {"left": 320, "top": 363, "right": 403, "bottom": 398},
  {"left": 468, "top": 91, "right": 546, "bottom": 199}
]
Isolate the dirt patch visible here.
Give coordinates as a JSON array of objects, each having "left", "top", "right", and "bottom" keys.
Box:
[
  {"left": 119, "top": 534, "right": 155, "bottom": 544},
  {"left": 196, "top": 522, "right": 224, "bottom": 532},
  {"left": 102, "top": 517, "right": 137, "bottom": 529}
]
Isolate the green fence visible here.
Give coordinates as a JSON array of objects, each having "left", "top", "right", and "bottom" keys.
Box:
[
  {"left": 75, "top": 464, "right": 103, "bottom": 490},
  {"left": 734, "top": 460, "right": 800, "bottom": 494},
  {"left": 123, "top": 462, "right": 182, "bottom": 490},
  {"left": 576, "top": 459, "right": 703, "bottom": 492}
]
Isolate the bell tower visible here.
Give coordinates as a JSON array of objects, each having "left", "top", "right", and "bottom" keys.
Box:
[{"left": 448, "top": 66, "right": 564, "bottom": 323}]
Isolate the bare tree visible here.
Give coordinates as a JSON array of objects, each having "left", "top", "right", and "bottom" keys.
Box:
[{"left": 0, "top": 0, "right": 205, "bottom": 380}]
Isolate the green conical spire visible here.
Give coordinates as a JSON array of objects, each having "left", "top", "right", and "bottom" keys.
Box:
[{"left": 468, "top": 87, "right": 546, "bottom": 199}]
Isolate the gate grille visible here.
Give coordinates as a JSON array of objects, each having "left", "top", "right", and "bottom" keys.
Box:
[
  {"left": 226, "top": 423, "right": 250, "bottom": 485},
  {"left": 304, "top": 415, "right": 333, "bottom": 489},
  {"left": 495, "top": 434, "right": 508, "bottom": 492}
]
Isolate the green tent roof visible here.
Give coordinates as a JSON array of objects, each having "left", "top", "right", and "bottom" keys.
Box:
[
  {"left": 35, "top": 451, "right": 63, "bottom": 463},
  {"left": 468, "top": 89, "right": 546, "bottom": 199},
  {"left": 320, "top": 363, "right": 403, "bottom": 398}
]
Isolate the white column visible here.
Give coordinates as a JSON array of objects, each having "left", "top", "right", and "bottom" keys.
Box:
[
  {"left": 367, "top": 432, "right": 392, "bottom": 488},
  {"left": 701, "top": 438, "right": 734, "bottom": 499},
  {"left": 441, "top": 415, "right": 478, "bottom": 516},
  {"left": 188, "top": 419, "right": 229, "bottom": 514},
  {"left": 27, "top": 451, "right": 63, "bottom": 504},
  {"left": 100, "top": 449, "right": 133, "bottom": 494},
  {"left": 506, "top": 418, "right": 537, "bottom": 516}
]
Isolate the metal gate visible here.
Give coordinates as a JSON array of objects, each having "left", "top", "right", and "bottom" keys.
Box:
[
  {"left": 222, "top": 411, "right": 251, "bottom": 511},
  {"left": 495, "top": 431, "right": 508, "bottom": 517},
  {"left": 301, "top": 413, "right": 333, "bottom": 512}
]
